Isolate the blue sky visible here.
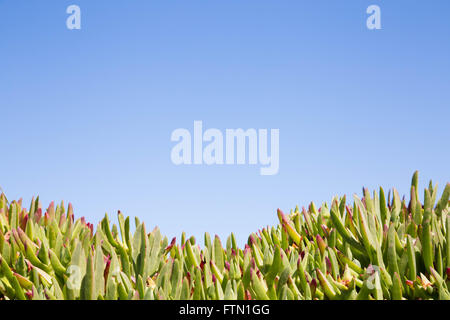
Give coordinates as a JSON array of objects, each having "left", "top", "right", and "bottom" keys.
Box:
[{"left": 1, "top": 1, "right": 449, "bottom": 245}]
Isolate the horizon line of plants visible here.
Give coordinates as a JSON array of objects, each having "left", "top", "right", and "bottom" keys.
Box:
[{"left": 0, "top": 171, "right": 449, "bottom": 300}]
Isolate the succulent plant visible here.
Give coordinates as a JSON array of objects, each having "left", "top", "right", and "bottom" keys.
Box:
[{"left": 0, "top": 171, "right": 448, "bottom": 300}]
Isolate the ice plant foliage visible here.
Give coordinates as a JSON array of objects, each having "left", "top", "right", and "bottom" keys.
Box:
[{"left": 0, "top": 172, "right": 449, "bottom": 300}]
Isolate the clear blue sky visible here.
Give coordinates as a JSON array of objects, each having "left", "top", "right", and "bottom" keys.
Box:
[{"left": 1, "top": 1, "right": 449, "bottom": 245}]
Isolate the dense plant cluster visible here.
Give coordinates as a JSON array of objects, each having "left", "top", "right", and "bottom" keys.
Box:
[{"left": 0, "top": 172, "right": 449, "bottom": 300}]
